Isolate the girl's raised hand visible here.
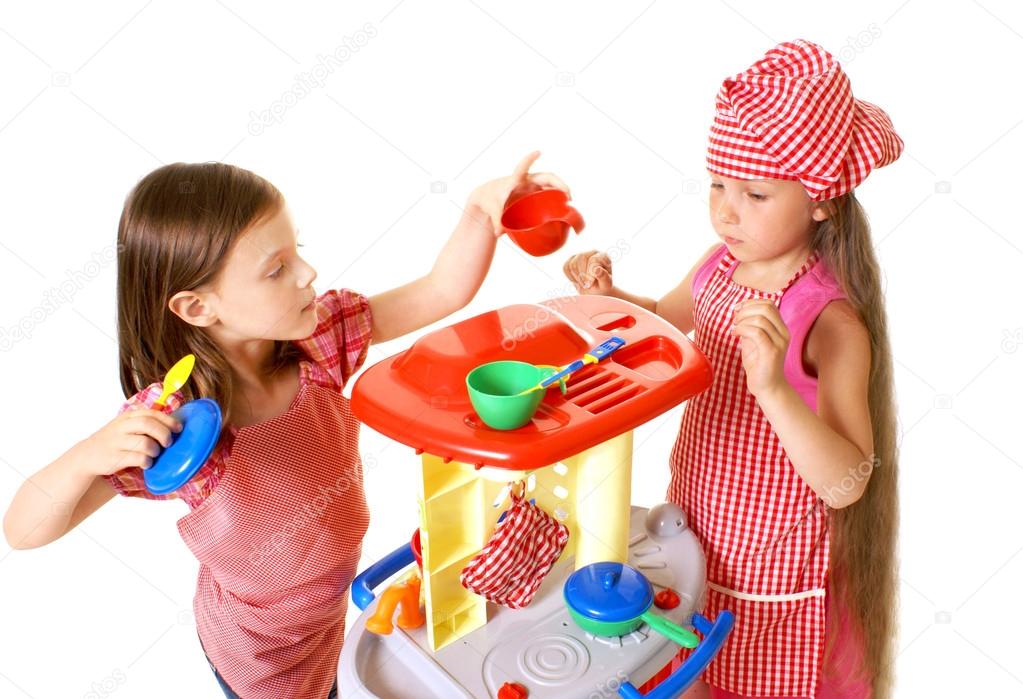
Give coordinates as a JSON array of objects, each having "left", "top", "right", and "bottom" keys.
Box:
[
  {"left": 563, "top": 250, "right": 613, "bottom": 295},
  {"left": 79, "top": 409, "right": 183, "bottom": 476},
  {"left": 731, "top": 299, "right": 791, "bottom": 400},
  {"left": 468, "top": 151, "right": 571, "bottom": 237}
]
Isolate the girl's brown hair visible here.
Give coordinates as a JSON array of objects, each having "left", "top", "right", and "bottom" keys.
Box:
[
  {"left": 812, "top": 192, "right": 899, "bottom": 698},
  {"left": 117, "top": 162, "right": 299, "bottom": 425}
]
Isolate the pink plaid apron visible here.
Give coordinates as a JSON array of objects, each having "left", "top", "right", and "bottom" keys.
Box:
[{"left": 177, "top": 385, "right": 370, "bottom": 698}]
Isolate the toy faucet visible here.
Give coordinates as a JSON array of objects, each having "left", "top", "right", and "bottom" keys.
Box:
[{"left": 365, "top": 575, "right": 425, "bottom": 635}]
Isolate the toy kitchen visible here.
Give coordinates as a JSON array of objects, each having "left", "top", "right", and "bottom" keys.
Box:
[{"left": 338, "top": 294, "right": 734, "bottom": 699}]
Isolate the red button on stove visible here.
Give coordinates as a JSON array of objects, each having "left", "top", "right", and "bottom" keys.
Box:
[
  {"left": 654, "top": 588, "right": 681, "bottom": 610},
  {"left": 498, "top": 682, "right": 528, "bottom": 699}
]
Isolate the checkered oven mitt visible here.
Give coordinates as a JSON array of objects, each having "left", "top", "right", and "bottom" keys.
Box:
[{"left": 459, "top": 484, "right": 570, "bottom": 609}]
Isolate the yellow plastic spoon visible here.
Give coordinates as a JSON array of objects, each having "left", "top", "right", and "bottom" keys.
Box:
[{"left": 153, "top": 354, "right": 196, "bottom": 410}]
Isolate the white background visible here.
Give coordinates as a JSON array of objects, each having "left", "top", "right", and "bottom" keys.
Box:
[{"left": 1, "top": 1, "right": 1021, "bottom": 697}]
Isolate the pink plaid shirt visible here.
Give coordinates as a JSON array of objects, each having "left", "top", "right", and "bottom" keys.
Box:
[{"left": 104, "top": 289, "right": 373, "bottom": 508}]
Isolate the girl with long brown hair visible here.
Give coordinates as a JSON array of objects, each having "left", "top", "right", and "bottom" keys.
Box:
[
  {"left": 564, "top": 40, "right": 902, "bottom": 698},
  {"left": 4, "top": 153, "right": 570, "bottom": 698}
]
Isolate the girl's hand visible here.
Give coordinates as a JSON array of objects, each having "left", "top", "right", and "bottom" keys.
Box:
[
  {"left": 731, "top": 299, "right": 791, "bottom": 400},
  {"left": 563, "top": 250, "right": 613, "bottom": 295},
  {"left": 78, "top": 409, "right": 183, "bottom": 476},
  {"left": 468, "top": 151, "right": 571, "bottom": 237}
]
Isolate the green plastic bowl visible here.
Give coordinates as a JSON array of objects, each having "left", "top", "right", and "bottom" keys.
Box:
[{"left": 466, "top": 361, "right": 558, "bottom": 430}]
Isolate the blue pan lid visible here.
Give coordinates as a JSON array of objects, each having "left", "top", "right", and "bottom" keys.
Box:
[
  {"left": 563, "top": 562, "right": 653, "bottom": 622},
  {"left": 144, "top": 398, "right": 222, "bottom": 495}
]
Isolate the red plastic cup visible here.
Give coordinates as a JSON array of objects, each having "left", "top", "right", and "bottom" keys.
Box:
[{"left": 501, "top": 189, "right": 584, "bottom": 257}]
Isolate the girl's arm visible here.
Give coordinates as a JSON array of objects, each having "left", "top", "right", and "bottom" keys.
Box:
[
  {"left": 3, "top": 409, "right": 179, "bottom": 549},
  {"left": 604, "top": 285, "right": 659, "bottom": 316},
  {"left": 649, "top": 244, "right": 723, "bottom": 334},
  {"left": 3, "top": 446, "right": 112, "bottom": 549},
  {"left": 367, "top": 203, "right": 495, "bottom": 344},
  {"left": 564, "top": 244, "right": 721, "bottom": 335},
  {"left": 369, "top": 152, "right": 570, "bottom": 344},
  {"left": 733, "top": 299, "right": 874, "bottom": 509}
]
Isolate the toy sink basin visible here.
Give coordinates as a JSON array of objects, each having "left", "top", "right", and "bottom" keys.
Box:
[{"left": 351, "top": 295, "right": 712, "bottom": 470}]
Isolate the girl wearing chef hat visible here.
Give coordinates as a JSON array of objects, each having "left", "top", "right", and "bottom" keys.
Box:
[{"left": 565, "top": 39, "right": 902, "bottom": 698}]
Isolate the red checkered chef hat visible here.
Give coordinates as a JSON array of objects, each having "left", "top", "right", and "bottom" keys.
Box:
[{"left": 707, "top": 39, "right": 903, "bottom": 201}]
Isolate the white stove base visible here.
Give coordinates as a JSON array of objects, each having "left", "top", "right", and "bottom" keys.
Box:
[{"left": 340, "top": 505, "right": 707, "bottom": 699}]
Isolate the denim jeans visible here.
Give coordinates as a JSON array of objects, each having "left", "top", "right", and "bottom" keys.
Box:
[{"left": 201, "top": 638, "right": 339, "bottom": 698}]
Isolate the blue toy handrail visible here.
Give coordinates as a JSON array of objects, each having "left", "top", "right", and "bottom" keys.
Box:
[
  {"left": 618, "top": 610, "right": 735, "bottom": 699},
  {"left": 351, "top": 542, "right": 416, "bottom": 611}
]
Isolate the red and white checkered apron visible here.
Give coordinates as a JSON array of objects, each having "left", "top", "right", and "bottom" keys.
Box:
[
  {"left": 177, "top": 384, "right": 370, "bottom": 698},
  {"left": 460, "top": 483, "right": 570, "bottom": 609},
  {"left": 669, "top": 250, "right": 829, "bottom": 697}
]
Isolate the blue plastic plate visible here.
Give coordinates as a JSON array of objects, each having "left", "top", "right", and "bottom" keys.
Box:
[{"left": 144, "top": 398, "right": 222, "bottom": 495}]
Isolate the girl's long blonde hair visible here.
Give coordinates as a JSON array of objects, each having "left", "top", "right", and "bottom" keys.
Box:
[
  {"left": 116, "top": 162, "right": 300, "bottom": 425},
  {"left": 813, "top": 192, "right": 899, "bottom": 698}
]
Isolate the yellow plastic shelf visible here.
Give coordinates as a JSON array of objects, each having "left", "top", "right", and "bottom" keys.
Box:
[
  {"left": 416, "top": 431, "right": 634, "bottom": 651},
  {"left": 431, "top": 595, "right": 488, "bottom": 650},
  {"left": 421, "top": 458, "right": 479, "bottom": 500},
  {"left": 425, "top": 541, "right": 482, "bottom": 574}
]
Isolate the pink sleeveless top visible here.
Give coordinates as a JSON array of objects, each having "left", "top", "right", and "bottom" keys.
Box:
[{"left": 690, "top": 244, "right": 846, "bottom": 412}]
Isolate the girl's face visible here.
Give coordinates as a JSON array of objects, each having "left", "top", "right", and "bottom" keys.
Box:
[
  {"left": 202, "top": 206, "right": 319, "bottom": 342},
  {"left": 708, "top": 173, "right": 829, "bottom": 261}
]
